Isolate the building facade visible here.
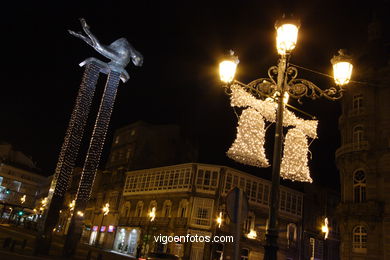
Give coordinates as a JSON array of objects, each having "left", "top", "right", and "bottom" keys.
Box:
[
  {"left": 0, "top": 143, "right": 51, "bottom": 224},
  {"left": 86, "top": 163, "right": 304, "bottom": 260},
  {"left": 302, "top": 184, "right": 340, "bottom": 260},
  {"left": 76, "top": 121, "right": 198, "bottom": 247},
  {"left": 335, "top": 14, "right": 390, "bottom": 259}
]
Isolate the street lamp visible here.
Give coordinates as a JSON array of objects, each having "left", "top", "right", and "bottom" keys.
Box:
[
  {"left": 321, "top": 217, "right": 329, "bottom": 240},
  {"left": 218, "top": 18, "right": 353, "bottom": 260},
  {"left": 20, "top": 195, "right": 26, "bottom": 204},
  {"left": 96, "top": 203, "right": 110, "bottom": 247},
  {"left": 216, "top": 212, "right": 223, "bottom": 228}
]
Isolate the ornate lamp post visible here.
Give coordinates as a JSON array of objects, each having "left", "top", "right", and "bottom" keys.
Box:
[{"left": 219, "top": 18, "right": 353, "bottom": 260}]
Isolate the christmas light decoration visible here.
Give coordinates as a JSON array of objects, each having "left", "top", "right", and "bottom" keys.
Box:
[
  {"left": 227, "top": 108, "right": 269, "bottom": 167},
  {"left": 75, "top": 71, "right": 121, "bottom": 203},
  {"left": 229, "top": 84, "right": 318, "bottom": 182},
  {"left": 280, "top": 128, "right": 312, "bottom": 182}
]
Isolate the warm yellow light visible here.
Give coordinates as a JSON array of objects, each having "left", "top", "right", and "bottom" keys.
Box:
[
  {"left": 331, "top": 49, "right": 353, "bottom": 86},
  {"left": 102, "top": 203, "right": 110, "bottom": 216},
  {"left": 276, "top": 23, "right": 299, "bottom": 55},
  {"left": 41, "top": 197, "right": 48, "bottom": 207},
  {"left": 216, "top": 212, "right": 223, "bottom": 228},
  {"left": 77, "top": 211, "right": 84, "bottom": 217},
  {"left": 321, "top": 217, "right": 329, "bottom": 239},
  {"left": 247, "top": 229, "right": 257, "bottom": 239},
  {"left": 20, "top": 195, "right": 26, "bottom": 204},
  {"left": 219, "top": 60, "right": 237, "bottom": 83},
  {"left": 149, "top": 207, "right": 156, "bottom": 222},
  {"left": 333, "top": 62, "right": 353, "bottom": 86},
  {"left": 69, "top": 200, "right": 75, "bottom": 211},
  {"left": 283, "top": 92, "right": 290, "bottom": 104}
]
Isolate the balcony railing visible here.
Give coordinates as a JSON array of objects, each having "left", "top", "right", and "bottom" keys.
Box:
[
  {"left": 335, "top": 141, "right": 369, "bottom": 158},
  {"left": 118, "top": 216, "right": 177, "bottom": 227}
]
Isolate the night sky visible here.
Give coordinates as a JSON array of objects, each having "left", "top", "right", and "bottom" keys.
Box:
[{"left": 1, "top": 1, "right": 385, "bottom": 190}]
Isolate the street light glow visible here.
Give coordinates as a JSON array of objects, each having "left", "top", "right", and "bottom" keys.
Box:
[
  {"left": 331, "top": 49, "right": 353, "bottom": 86},
  {"left": 332, "top": 62, "right": 353, "bottom": 86},
  {"left": 20, "top": 194, "right": 26, "bottom": 204},
  {"left": 219, "top": 50, "right": 239, "bottom": 83},
  {"left": 216, "top": 212, "right": 223, "bottom": 228},
  {"left": 276, "top": 23, "right": 299, "bottom": 55},
  {"left": 102, "top": 203, "right": 110, "bottom": 216},
  {"left": 149, "top": 206, "right": 156, "bottom": 222},
  {"left": 219, "top": 60, "right": 238, "bottom": 83},
  {"left": 322, "top": 217, "right": 329, "bottom": 239}
]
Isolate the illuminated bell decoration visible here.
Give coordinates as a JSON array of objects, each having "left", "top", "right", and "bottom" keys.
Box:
[
  {"left": 229, "top": 85, "right": 318, "bottom": 183},
  {"left": 227, "top": 108, "right": 269, "bottom": 168},
  {"left": 280, "top": 128, "right": 313, "bottom": 182},
  {"left": 331, "top": 49, "right": 353, "bottom": 86},
  {"left": 275, "top": 20, "right": 300, "bottom": 55}
]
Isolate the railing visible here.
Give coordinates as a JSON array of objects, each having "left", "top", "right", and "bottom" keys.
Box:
[
  {"left": 118, "top": 216, "right": 173, "bottom": 227},
  {"left": 335, "top": 141, "right": 369, "bottom": 158}
]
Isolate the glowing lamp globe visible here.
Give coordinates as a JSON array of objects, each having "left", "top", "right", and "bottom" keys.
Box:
[
  {"left": 331, "top": 49, "right": 353, "bottom": 86},
  {"left": 219, "top": 51, "right": 239, "bottom": 83},
  {"left": 275, "top": 20, "right": 300, "bottom": 55}
]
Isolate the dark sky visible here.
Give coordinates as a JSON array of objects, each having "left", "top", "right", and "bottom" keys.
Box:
[{"left": 1, "top": 0, "right": 386, "bottom": 190}]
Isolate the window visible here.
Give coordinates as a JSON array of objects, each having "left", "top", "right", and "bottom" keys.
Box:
[
  {"left": 191, "top": 197, "right": 214, "bottom": 227},
  {"left": 121, "top": 201, "right": 131, "bottom": 217},
  {"left": 353, "top": 226, "right": 367, "bottom": 253},
  {"left": 196, "top": 169, "right": 218, "bottom": 191},
  {"left": 287, "top": 223, "right": 297, "bottom": 248},
  {"left": 163, "top": 200, "right": 172, "bottom": 217},
  {"left": 124, "top": 166, "right": 192, "bottom": 194},
  {"left": 135, "top": 201, "right": 144, "bottom": 217},
  {"left": 353, "top": 125, "right": 364, "bottom": 149},
  {"left": 240, "top": 248, "right": 249, "bottom": 260},
  {"left": 178, "top": 199, "right": 189, "bottom": 218},
  {"left": 243, "top": 212, "right": 255, "bottom": 234},
  {"left": 149, "top": 200, "right": 157, "bottom": 212},
  {"left": 352, "top": 94, "right": 363, "bottom": 112},
  {"left": 353, "top": 170, "right": 366, "bottom": 203}
]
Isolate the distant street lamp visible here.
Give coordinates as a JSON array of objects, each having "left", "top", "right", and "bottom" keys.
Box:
[
  {"left": 142, "top": 207, "right": 157, "bottom": 256},
  {"left": 219, "top": 17, "right": 353, "bottom": 260},
  {"left": 321, "top": 217, "right": 329, "bottom": 240},
  {"left": 20, "top": 195, "right": 26, "bottom": 204},
  {"left": 95, "top": 203, "right": 110, "bottom": 247},
  {"left": 216, "top": 212, "right": 223, "bottom": 228}
]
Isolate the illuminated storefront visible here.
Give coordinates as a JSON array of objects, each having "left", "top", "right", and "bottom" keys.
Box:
[{"left": 113, "top": 227, "right": 140, "bottom": 256}]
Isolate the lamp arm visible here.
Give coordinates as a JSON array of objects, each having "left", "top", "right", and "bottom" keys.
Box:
[{"left": 287, "top": 79, "right": 344, "bottom": 103}]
